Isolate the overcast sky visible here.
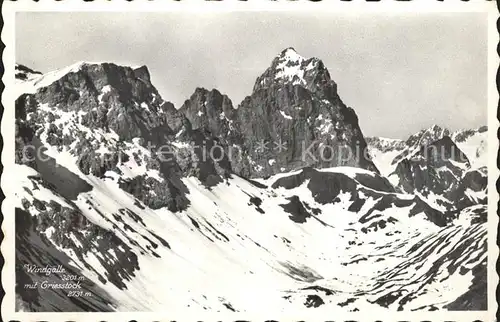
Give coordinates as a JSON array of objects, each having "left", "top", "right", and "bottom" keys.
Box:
[{"left": 16, "top": 12, "right": 487, "bottom": 139}]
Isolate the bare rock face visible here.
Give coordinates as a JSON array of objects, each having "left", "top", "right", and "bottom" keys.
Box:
[
  {"left": 393, "top": 136, "right": 469, "bottom": 192},
  {"left": 180, "top": 48, "right": 378, "bottom": 178},
  {"left": 14, "top": 62, "right": 232, "bottom": 211},
  {"left": 179, "top": 88, "right": 236, "bottom": 139}
]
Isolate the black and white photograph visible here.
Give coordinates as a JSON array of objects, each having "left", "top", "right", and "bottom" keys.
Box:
[{"left": 1, "top": 1, "right": 497, "bottom": 320}]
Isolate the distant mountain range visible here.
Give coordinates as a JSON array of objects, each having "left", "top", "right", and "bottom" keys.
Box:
[
  {"left": 366, "top": 125, "right": 488, "bottom": 175},
  {"left": 13, "top": 48, "right": 487, "bottom": 312},
  {"left": 366, "top": 125, "right": 487, "bottom": 211}
]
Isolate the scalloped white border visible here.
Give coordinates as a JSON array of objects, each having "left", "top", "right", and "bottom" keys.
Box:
[{"left": 1, "top": 1, "right": 498, "bottom": 321}]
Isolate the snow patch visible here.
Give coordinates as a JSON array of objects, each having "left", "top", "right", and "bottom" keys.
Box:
[{"left": 279, "top": 110, "right": 292, "bottom": 120}]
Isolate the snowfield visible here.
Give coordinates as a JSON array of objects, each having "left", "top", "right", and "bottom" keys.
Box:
[{"left": 13, "top": 161, "right": 487, "bottom": 312}]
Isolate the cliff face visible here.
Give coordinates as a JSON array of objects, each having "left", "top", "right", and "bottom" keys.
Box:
[
  {"left": 180, "top": 48, "right": 378, "bottom": 178},
  {"left": 15, "top": 62, "right": 233, "bottom": 213}
]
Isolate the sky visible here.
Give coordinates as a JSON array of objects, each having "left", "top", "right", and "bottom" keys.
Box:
[{"left": 16, "top": 12, "right": 488, "bottom": 139}]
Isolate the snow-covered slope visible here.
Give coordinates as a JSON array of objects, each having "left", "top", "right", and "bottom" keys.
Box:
[
  {"left": 12, "top": 163, "right": 486, "bottom": 312},
  {"left": 12, "top": 58, "right": 488, "bottom": 313},
  {"left": 365, "top": 137, "right": 406, "bottom": 176},
  {"left": 451, "top": 126, "right": 488, "bottom": 169}
]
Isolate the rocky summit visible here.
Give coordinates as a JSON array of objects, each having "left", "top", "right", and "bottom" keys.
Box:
[
  {"left": 180, "top": 48, "right": 378, "bottom": 178},
  {"left": 12, "top": 49, "right": 488, "bottom": 313}
]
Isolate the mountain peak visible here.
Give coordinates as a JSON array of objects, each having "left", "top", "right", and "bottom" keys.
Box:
[
  {"left": 280, "top": 46, "right": 298, "bottom": 54},
  {"left": 272, "top": 48, "right": 307, "bottom": 86},
  {"left": 253, "top": 48, "right": 334, "bottom": 93},
  {"left": 427, "top": 124, "right": 447, "bottom": 133},
  {"left": 277, "top": 47, "right": 304, "bottom": 62},
  {"left": 15, "top": 61, "right": 152, "bottom": 98}
]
